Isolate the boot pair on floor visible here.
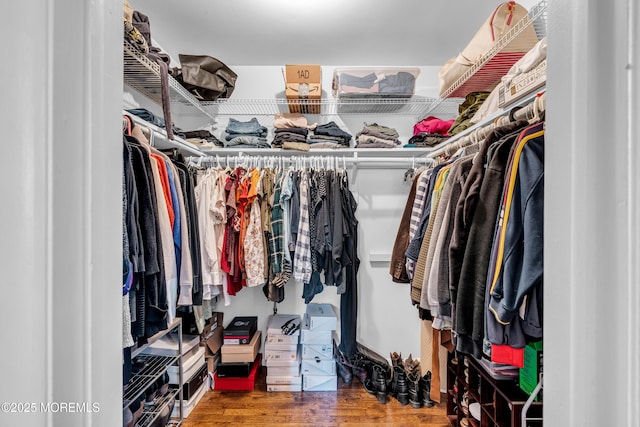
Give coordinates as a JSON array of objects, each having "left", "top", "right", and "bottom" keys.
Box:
[
  {"left": 334, "top": 343, "right": 434, "bottom": 408},
  {"left": 389, "top": 352, "right": 435, "bottom": 408}
]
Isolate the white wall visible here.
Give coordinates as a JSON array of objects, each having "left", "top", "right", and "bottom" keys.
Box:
[{"left": 133, "top": 65, "right": 445, "bottom": 360}]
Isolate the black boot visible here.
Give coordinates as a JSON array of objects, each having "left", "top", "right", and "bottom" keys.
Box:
[
  {"left": 373, "top": 365, "right": 388, "bottom": 404},
  {"left": 403, "top": 354, "right": 422, "bottom": 408},
  {"left": 394, "top": 366, "right": 409, "bottom": 405},
  {"left": 389, "top": 352, "right": 402, "bottom": 398},
  {"left": 407, "top": 371, "right": 421, "bottom": 408},
  {"left": 334, "top": 341, "right": 353, "bottom": 385},
  {"left": 420, "top": 371, "right": 435, "bottom": 408}
]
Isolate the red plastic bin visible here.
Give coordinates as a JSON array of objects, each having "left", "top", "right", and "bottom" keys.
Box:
[{"left": 213, "top": 354, "right": 261, "bottom": 391}]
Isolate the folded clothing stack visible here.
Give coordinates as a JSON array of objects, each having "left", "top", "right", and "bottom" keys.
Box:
[
  {"left": 182, "top": 129, "right": 223, "bottom": 149},
  {"left": 271, "top": 113, "right": 319, "bottom": 152},
  {"left": 126, "top": 108, "right": 186, "bottom": 139},
  {"left": 272, "top": 127, "right": 310, "bottom": 151},
  {"left": 406, "top": 133, "right": 449, "bottom": 148},
  {"left": 405, "top": 116, "right": 454, "bottom": 148},
  {"left": 355, "top": 123, "right": 401, "bottom": 148},
  {"left": 224, "top": 117, "right": 270, "bottom": 148},
  {"left": 309, "top": 121, "right": 352, "bottom": 149}
]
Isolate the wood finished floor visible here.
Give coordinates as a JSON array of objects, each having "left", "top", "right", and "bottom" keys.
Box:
[{"left": 181, "top": 367, "right": 450, "bottom": 427}]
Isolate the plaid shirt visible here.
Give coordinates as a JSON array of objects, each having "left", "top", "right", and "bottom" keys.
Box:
[
  {"left": 269, "top": 170, "right": 291, "bottom": 287},
  {"left": 293, "top": 170, "right": 312, "bottom": 283}
]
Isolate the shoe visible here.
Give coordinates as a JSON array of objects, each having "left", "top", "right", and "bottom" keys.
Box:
[
  {"left": 123, "top": 404, "right": 134, "bottom": 427},
  {"left": 144, "top": 383, "right": 157, "bottom": 406},
  {"left": 394, "top": 365, "right": 409, "bottom": 406},
  {"left": 156, "top": 372, "right": 170, "bottom": 396},
  {"left": 461, "top": 392, "right": 470, "bottom": 416},
  {"left": 404, "top": 355, "right": 422, "bottom": 408},
  {"left": 469, "top": 402, "right": 481, "bottom": 421},
  {"left": 373, "top": 365, "right": 388, "bottom": 404},
  {"left": 334, "top": 341, "right": 353, "bottom": 385},
  {"left": 129, "top": 396, "right": 144, "bottom": 424},
  {"left": 419, "top": 371, "right": 435, "bottom": 408},
  {"left": 389, "top": 352, "right": 402, "bottom": 398}
]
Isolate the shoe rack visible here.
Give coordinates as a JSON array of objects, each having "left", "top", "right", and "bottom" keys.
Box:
[
  {"left": 446, "top": 353, "right": 542, "bottom": 427},
  {"left": 124, "top": 318, "right": 184, "bottom": 427}
]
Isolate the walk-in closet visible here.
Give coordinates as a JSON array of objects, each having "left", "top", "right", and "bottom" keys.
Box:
[{"left": 3, "top": 1, "right": 640, "bottom": 427}]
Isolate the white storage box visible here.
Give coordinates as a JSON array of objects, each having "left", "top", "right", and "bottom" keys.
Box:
[
  {"left": 171, "top": 376, "right": 209, "bottom": 419},
  {"left": 302, "top": 374, "right": 338, "bottom": 391},
  {"left": 267, "top": 383, "right": 303, "bottom": 392},
  {"left": 300, "top": 314, "right": 333, "bottom": 344},
  {"left": 301, "top": 358, "right": 336, "bottom": 376},
  {"left": 305, "top": 304, "right": 337, "bottom": 331},
  {"left": 168, "top": 346, "right": 206, "bottom": 385},
  {"left": 264, "top": 342, "right": 298, "bottom": 352},
  {"left": 267, "top": 314, "right": 302, "bottom": 336},
  {"left": 265, "top": 350, "right": 301, "bottom": 368},
  {"left": 264, "top": 345, "right": 300, "bottom": 364},
  {"left": 266, "top": 333, "right": 300, "bottom": 346},
  {"left": 498, "top": 59, "right": 546, "bottom": 108},
  {"left": 301, "top": 343, "right": 333, "bottom": 360},
  {"left": 266, "top": 375, "right": 303, "bottom": 385},
  {"left": 144, "top": 333, "right": 201, "bottom": 357},
  {"left": 267, "top": 364, "right": 301, "bottom": 377}
]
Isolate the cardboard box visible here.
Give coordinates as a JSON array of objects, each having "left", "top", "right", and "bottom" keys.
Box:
[
  {"left": 284, "top": 64, "right": 322, "bottom": 114},
  {"left": 305, "top": 304, "right": 337, "bottom": 331},
  {"left": 201, "top": 312, "right": 223, "bottom": 337},
  {"left": 266, "top": 375, "right": 303, "bottom": 385},
  {"left": 266, "top": 333, "right": 299, "bottom": 346},
  {"left": 302, "top": 374, "right": 337, "bottom": 391},
  {"left": 221, "top": 331, "right": 261, "bottom": 363},
  {"left": 519, "top": 341, "right": 543, "bottom": 400},
  {"left": 267, "top": 383, "right": 303, "bottom": 392},
  {"left": 267, "top": 364, "right": 301, "bottom": 377},
  {"left": 300, "top": 316, "right": 333, "bottom": 345},
  {"left": 264, "top": 344, "right": 299, "bottom": 364},
  {"left": 302, "top": 343, "right": 333, "bottom": 360},
  {"left": 202, "top": 321, "right": 224, "bottom": 357},
  {"left": 213, "top": 355, "right": 261, "bottom": 391},
  {"left": 267, "top": 314, "right": 301, "bottom": 337},
  {"left": 205, "top": 355, "right": 216, "bottom": 374},
  {"left": 301, "top": 358, "right": 336, "bottom": 376}
]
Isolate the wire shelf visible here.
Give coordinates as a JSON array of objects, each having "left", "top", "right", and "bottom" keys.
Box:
[
  {"left": 135, "top": 386, "right": 181, "bottom": 427},
  {"left": 123, "top": 40, "right": 215, "bottom": 120},
  {"left": 123, "top": 354, "right": 179, "bottom": 406},
  {"left": 124, "top": 39, "right": 460, "bottom": 120},
  {"left": 200, "top": 96, "right": 461, "bottom": 119},
  {"left": 440, "top": 0, "right": 547, "bottom": 98}
]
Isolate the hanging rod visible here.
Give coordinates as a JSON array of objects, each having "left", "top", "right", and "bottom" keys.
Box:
[
  {"left": 426, "top": 91, "right": 546, "bottom": 159},
  {"left": 186, "top": 153, "right": 433, "bottom": 169}
]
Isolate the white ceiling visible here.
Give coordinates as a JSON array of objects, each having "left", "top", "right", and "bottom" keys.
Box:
[{"left": 129, "top": 0, "right": 541, "bottom": 67}]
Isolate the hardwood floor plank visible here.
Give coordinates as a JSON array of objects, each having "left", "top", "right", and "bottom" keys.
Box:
[{"left": 181, "top": 367, "right": 451, "bottom": 426}]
